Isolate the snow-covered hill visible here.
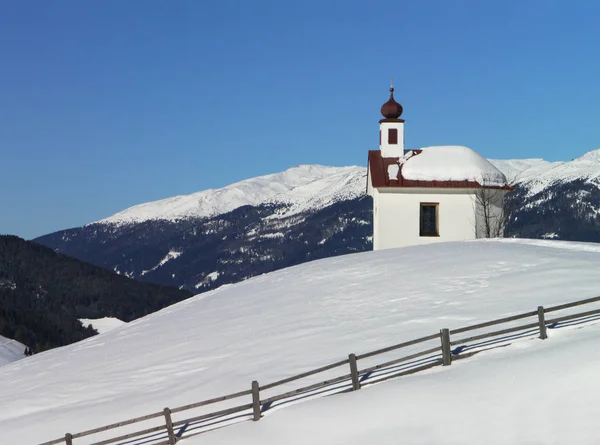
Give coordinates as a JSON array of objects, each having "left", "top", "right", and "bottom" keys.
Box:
[
  {"left": 0, "top": 335, "right": 26, "bottom": 366},
  {"left": 1, "top": 239, "right": 600, "bottom": 444}
]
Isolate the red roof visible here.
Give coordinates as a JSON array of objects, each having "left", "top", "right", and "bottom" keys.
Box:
[{"left": 368, "top": 150, "right": 512, "bottom": 190}]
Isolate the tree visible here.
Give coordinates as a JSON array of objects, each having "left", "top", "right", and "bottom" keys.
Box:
[{"left": 473, "top": 174, "right": 516, "bottom": 238}]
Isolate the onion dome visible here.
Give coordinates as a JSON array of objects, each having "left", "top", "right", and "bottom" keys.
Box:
[{"left": 380, "top": 87, "right": 403, "bottom": 119}]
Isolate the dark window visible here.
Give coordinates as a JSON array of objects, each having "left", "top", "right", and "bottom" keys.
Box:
[
  {"left": 388, "top": 128, "right": 398, "bottom": 144},
  {"left": 420, "top": 203, "right": 439, "bottom": 237}
]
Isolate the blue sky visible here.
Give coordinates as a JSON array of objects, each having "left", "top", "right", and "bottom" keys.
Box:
[{"left": 2, "top": 0, "right": 600, "bottom": 239}]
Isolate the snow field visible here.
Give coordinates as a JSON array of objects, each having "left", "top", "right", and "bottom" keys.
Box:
[
  {"left": 1, "top": 239, "right": 600, "bottom": 444},
  {"left": 199, "top": 322, "right": 600, "bottom": 445}
]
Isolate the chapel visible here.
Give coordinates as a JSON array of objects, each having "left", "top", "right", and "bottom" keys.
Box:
[{"left": 367, "top": 87, "right": 511, "bottom": 250}]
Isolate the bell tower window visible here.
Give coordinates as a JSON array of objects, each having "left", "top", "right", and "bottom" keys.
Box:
[{"left": 388, "top": 128, "right": 398, "bottom": 144}]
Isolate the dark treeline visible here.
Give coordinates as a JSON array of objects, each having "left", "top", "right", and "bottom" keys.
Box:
[{"left": 0, "top": 235, "right": 192, "bottom": 352}]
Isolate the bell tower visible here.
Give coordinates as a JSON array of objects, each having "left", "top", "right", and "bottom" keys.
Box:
[{"left": 379, "top": 84, "right": 404, "bottom": 158}]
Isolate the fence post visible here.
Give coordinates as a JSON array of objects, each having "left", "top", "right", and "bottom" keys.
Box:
[
  {"left": 65, "top": 433, "right": 73, "bottom": 445},
  {"left": 440, "top": 328, "right": 452, "bottom": 366},
  {"left": 537, "top": 306, "right": 548, "bottom": 340},
  {"left": 163, "top": 407, "right": 177, "bottom": 445},
  {"left": 252, "top": 380, "right": 261, "bottom": 421},
  {"left": 348, "top": 353, "right": 361, "bottom": 390}
]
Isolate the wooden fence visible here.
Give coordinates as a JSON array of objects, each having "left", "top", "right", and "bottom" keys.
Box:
[{"left": 37, "top": 295, "right": 600, "bottom": 445}]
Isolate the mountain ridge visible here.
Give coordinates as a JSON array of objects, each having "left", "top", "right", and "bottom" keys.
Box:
[
  {"left": 98, "top": 164, "right": 366, "bottom": 226},
  {"left": 88, "top": 148, "right": 600, "bottom": 227},
  {"left": 35, "top": 148, "right": 600, "bottom": 293}
]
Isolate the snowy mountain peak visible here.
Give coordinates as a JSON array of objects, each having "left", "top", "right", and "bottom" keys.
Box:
[
  {"left": 573, "top": 148, "right": 600, "bottom": 163},
  {"left": 96, "top": 149, "right": 600, "bottom": 226},
  {"left": 98, "top": 165, "right": 367, "bottom": 225},
  {"left": 491, "top": 148, "right": 600, "bottom": 196}
]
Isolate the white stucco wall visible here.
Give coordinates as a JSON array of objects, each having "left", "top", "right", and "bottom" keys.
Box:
[
  {"left": 372, "top": 187, "right": 480, "bottom": 251},
  {"left": 379, "top": 121, "right": 404, "bottom": 157}
]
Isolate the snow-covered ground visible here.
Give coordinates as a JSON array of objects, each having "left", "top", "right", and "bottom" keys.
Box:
[
  {"left": 0, "top": 335, "right": 26, "bottom": 367},
  {"left": 198, "top": 323, "right": 600, "bottom": 445},
  {"left": 79, "top": 317, "right": 126, "bottom": 334},
  {"left": 1, "top": 239, "right": 600, "bottom": 444}
]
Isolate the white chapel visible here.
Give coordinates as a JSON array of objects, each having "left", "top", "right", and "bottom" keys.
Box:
[{"left": 367, "top": 87, "right": 511, "bottom": 251}]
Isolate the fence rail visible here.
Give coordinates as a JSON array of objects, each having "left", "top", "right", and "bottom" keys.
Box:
[{"left": 37, "top": 295, "right": 600, "bottom": 445}]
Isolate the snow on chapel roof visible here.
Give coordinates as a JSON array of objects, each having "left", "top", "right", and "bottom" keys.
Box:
[
  {"left": 368, "top": 146, "right": 510, "bottom": 189},
  {"left": 402, "top": 146, "right": 508, "bottom": 186}
]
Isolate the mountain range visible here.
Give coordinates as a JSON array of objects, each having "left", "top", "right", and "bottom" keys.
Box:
[{"left": 35, "top": 150, "right": 600, "bottom": 293}]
